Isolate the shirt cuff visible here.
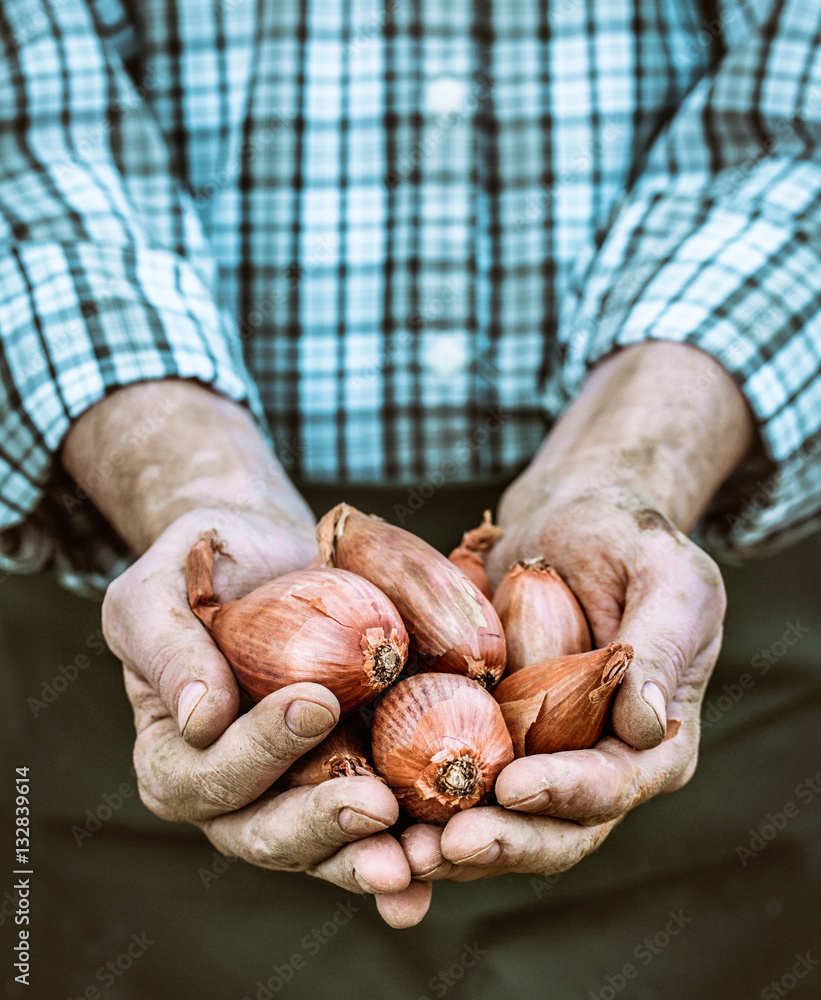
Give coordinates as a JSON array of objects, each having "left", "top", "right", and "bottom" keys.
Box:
[
  {"left": 0, "top": 240, "right": 264, "bottom": 593},
  {"left": 546, "top": 166, "right": 821, "bottom": 557}
]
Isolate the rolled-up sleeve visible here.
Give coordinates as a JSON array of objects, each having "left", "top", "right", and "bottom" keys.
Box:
[
  {"left": 0, "top": 0, "right": 261, "bottom": 591},
  {"left": 549, "top": 0, "right": 821, "bottom": 558}
]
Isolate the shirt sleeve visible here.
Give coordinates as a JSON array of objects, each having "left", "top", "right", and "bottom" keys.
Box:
[
  {"left": 548, "top": 0, "right": 821, "bottom": 559},
  {"left": 0, "top": 0, "right": 262, "bottom": 593}
]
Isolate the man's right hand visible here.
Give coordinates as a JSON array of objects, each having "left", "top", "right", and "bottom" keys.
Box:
[
  {"left": 62, "top": 382, "right": 429, "bottom": 926},
  {"left": 103, "top": 506, "right": 418, "bottom": 906}
]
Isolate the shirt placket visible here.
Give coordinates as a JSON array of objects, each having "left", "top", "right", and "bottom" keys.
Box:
[{"left": 396, "top": 4, "right": 478, "bottom": 480}]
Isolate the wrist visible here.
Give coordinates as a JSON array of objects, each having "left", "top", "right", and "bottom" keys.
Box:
[
  {"left": 61, "top": 380, "right": 316, "bottom": 553},
  {"left": 136, "top": 472, "right": 316, "bottom": 553},
  {"left": 500, "top": 342, "right": 754, "bottom": 534},
  {"left": 521, "top": 447, "right": 685, "bottom": 521}
]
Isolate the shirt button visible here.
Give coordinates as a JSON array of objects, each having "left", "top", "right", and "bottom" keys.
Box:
[
  {"left": 424, "top": 74, "right": 469, "bottom": 115},
  {"left": 421, "top": 332, "right": 470, "bottom": 377}
]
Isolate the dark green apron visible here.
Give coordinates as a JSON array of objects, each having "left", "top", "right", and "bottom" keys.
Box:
[{"left": 2, "top": 483, "right": 820, "bottom": 1000}]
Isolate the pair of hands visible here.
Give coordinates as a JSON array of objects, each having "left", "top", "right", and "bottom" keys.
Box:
[{"left": 103, "top": 485, "right": 727, "bottom": 928}]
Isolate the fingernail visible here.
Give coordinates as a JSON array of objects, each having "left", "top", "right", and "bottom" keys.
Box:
[
  {"left": 453, "top": 841, "right": 501, "bottom": 866},
  {"left": 338, "top": 808, "right": 390, "bottom": 837},
  {"left": 179, "top": 681, "right": 208, "bottom": 734},
  {"left": 354, "top": 871, "right": 379, "bottom": 893},
  {"left": 505, "top": 789, "right": 551, "bottom": 812},
  {"left": 416, "top": 861, "right": 453, "bottom": 880},
  {"left": 641, "top": 681, "right": 667, "bottom": 737},
  {"left": 285, "top": 700, "right": 336, "bottom": 738}
]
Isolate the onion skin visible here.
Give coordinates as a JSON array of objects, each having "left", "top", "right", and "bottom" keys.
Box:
[
  {"left": 492, "top": 558, "right": 592, "bottom": 672},
  {"left": 371, "top": 673, "right": 514, "bottom": 823},
  {"left": 448, "top": 548, "right": 493, "bottom": 600},
  {"left": 282, "top": 716, "right": 384, "bottom": 787},
  {"left": 447, "top": 511, "right": 503, "bottom": 600},
  {"left": 494, "top": 642, "right": 632, "bottom": 756},
  {"left": 317, "top": 504, "right": 506, "bottom": 689},
  {"left": 186, "top": 531, "right": 408, "bottom": 714}
]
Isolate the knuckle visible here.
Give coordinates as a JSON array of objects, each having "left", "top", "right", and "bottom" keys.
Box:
[
  {"left": 133, "top": 732, "right": 188, "bottom": 821},
  {"left": 133, "top": 759, "right": 188, "bottom": 822},
  {"left": 190, "top": 762, "right": 248, "bottom": 815},
  {"left": 574, "top": 800, "right": 624, "bottom": 825},
  {"left": 665, "top": 749, "right": 699, "bottom": 794},
  {"left": 249, "top": 832, "right": 303, "bottom": 871},
  {"left": 646, "top": 632, "right": 690, "bottom": 681},
  {"left": 535, "top": 498, "right": 594, "bottom": 552},
  {"left": 145, "top": 640, "right": 193, "bottom": 699},
  {"left": 136, "top": 779, "right": 180, "bottom": 823},
  {"left": 565, "top": 835, "right": 593, "bottom": 869},
  {"left": 678, "top": 541, "right": 726, "bottom": 614},
  {"left": 548, "top": 836, "right": 594, "bottom": 875},
  {"left": 134, "top": 754, "right": 211, "bottom": 824},
  {"left": 245, "top": 726, "right": 291, "bottom": 768},
  {"left": 549, "top": 819, "right": 616, "bottom": 875},
  {"left": 629, "top": 633, "right": 689, "bottom": 698},
  {"left": 101, "top": 574, "right": 129, "bottom": 654},
  {"left": 711, "top": 572, "right": 728, "bottom": 619},
  {"left": 690, "top": 546, "right": 724, "bottom": 593},
  {"left": 574, "top": 800, "right": 627, "bottom": 827},
  {"left": 580, "top": 821, "right": 613, "bottom": 856},
  {"left": 122, "top": 666, "right": 154, "bottom": 715}
]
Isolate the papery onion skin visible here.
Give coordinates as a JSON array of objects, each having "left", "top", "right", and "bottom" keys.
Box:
[
  {"left": 492, "top": 558, "right": 592, "bottom": 672},
  {"left": 317, "top": 504, "right": 506, "bottom": 689},
  {"left": 186, "top": 531, "right": 408, "bottom": 714},
  {"left": 282, "top": 716, "right": 384, "bottom": 787},
  {"left": 371, "top": 673, "right": 514, "bottom": 823},
  {"left": 494, "top": 642, "right": 632, "bottom": 756},
  {"left": 447, "top": 511, "right": 503, "bottom": 600},
  {"left": 448, "top": 547, "right": 493, "bottom": 600}
]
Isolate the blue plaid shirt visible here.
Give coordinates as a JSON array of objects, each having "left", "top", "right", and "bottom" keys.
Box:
[{"left": 1, "top": 0, "right": 820, "bottom": 590}]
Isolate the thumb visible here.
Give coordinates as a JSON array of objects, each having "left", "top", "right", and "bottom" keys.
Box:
[
  {"left": 156, "top": 632, "right": 241, "bottom": 749},
  {"left": 609, "top": 585, "right": 691, "bottom": 750},
  {"left": 103, "top": 570, "right": 241, "bottom": 749},
  {"left": 611, "top": 669, "right": 670, "bottom": 751}
]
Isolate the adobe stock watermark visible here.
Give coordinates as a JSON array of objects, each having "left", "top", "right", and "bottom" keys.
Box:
[
  {"left": 61, "top": 393, "right": 185, "bottom": 516},
  {"left": 235, "top": 236, "right": 339, "bottom": 340},
  {"left": 681, "top": 339, "right": 749, "bottom": 402},
  {"left": 191, "top": 110, "right": 297, "bottom": 203},
  {"left": 392, "top": 406, "right": 510, "bottom": 524},
  {"left": 676, "top": 0, "right": 754, "bottom": 61},
  {"left": 512, "top": 117, "right": 627, "bottom": 230},
  {"left": 240, "top": 900, "right": 359, "bottom": 999},
  {"left": 712, "top": 96, "right": 821, "bottom": 201},
  {"left": 65, "top": 932, "right": 154, "bottom": 1000},
  {"left": 198, "top": 849, "right": 240, "bottom": 889},
  {"left": 199, "top": 1, "right": 405, "bottom": 200},
  {"left": 760, "top": 951, "right": 818, "bottom": 999},
  {"left": 530, "top": 870, "right": 564, "bottom": 899},
  {"left": 27, "top": 628, "right": 108, "bottom": 718},
  {"left": 348, "top": 0, "right": 402, "bottom": 53},
  {"left": 701, "top": 620, "right": 810, "bottom": 730},
  {"left": 72, "top": 772, "right": 138, "bottom": 847},
  {"left": 385, "top": 72, "right": 494, "bottom": 188},
  {"left": 414, "top": 941, "right": 487, "bottom": 1000},
  {"left": 587, "top": 910, "right": 693, "bottom": 1000},
  {"left": 345, "top": 276, "right": 500, "bottom": 396},
  {"left": 726, "top": 431, "right": 821, "bottom": 534},
  {"left": 736, "top": 766, "right": 821, "bottom": 866},
  {"left": 4, "top": 0, "right": 88, "bottom": 52},
  {"left": 16, "top": 276, "right": 133, "bottom": 383}
]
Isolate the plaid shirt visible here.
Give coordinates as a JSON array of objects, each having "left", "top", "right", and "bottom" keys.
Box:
[{"left": 1, "top": 0, "right": 820, "bottom": 591}]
